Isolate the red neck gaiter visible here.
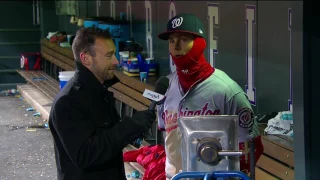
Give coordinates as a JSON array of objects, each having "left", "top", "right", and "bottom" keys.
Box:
[{"left": 171, "top": 37, "right": 215, "bottom": 92}]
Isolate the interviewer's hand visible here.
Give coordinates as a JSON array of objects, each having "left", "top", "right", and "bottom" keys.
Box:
[{"left": 130, "top": 110, "right": 156, "bottom": 133}]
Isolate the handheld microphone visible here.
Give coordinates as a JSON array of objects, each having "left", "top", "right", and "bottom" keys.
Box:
[
  {"left": 131, "top": 76, "right": 169, "bottom": 148},
  {"left": 144, "top": 76, "right": 170, "bottom": 110}
]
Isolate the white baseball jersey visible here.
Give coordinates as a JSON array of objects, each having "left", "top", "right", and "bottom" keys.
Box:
[{"left": 157, "top": 68, "right": 256, "bottom": 178}]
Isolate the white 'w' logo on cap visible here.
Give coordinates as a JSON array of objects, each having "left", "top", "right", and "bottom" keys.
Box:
[
  {"left": 181, "top": 69, "right": 189, "bottom": 74},
  {"left": 172, "top": 17, "right": 183, "bottom": 28}
]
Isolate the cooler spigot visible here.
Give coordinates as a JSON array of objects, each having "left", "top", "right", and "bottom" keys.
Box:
[{"left": 196, "top": 137, "right": 245, "bottom": 166}]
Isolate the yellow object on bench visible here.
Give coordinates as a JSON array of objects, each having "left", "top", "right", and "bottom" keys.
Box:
[{"left": 123, "top": 70, "right": 156, "bottom": 77}]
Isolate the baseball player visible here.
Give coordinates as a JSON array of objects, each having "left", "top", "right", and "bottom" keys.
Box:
[{"left": 156, "top": 14, "right": 263, "bottom": 179}]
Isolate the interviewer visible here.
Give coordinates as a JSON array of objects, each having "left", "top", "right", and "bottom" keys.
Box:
[{"left": 48, "top": 27, "right": 156, "bottom": 180}]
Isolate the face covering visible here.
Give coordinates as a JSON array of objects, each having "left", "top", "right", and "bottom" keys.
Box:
[{"left": 171, "top": 37, "right": 215, "bottom": 92}]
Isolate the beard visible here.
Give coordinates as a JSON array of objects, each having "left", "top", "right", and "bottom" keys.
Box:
[
  {"left": 91, "top": 61, "right": 114, "bottom": 82},
  {"left": 105, "top": 70, "right": 115, "bottom": 80}
]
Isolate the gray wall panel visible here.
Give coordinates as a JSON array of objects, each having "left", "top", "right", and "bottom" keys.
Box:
[
  {"left": 209, "top": 1, "right": 258, "bottom": 111},
  {"left": 256, "top": 1, "right": 291, "bottom": 113},
  {"left": 290, "top": 1, "right": 304, "bottom": 179}
]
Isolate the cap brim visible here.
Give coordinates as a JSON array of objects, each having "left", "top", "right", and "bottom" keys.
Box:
[{"left": 157, "top": 30, "right": 203, "bottom": 40}]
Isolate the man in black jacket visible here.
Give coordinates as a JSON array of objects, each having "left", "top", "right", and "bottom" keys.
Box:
[{"left": 49, "top": 27, "right": 156, "bottom": 180}]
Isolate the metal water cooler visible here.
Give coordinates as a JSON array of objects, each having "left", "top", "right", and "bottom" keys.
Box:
[
  {"left": 172, "top": 115, "right": 251, "bottom": 180},
  {"left": 98, "top": 20, "right": 130, "bottom": 61}
]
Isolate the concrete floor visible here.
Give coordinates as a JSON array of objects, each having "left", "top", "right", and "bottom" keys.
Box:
[
  {"left": 0, "top": 94, "right": 56, "bottom": 180},
  {"left": 0, "top": 93, "right": 141, "bottom": 180}
]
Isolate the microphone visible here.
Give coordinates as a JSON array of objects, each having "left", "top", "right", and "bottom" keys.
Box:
[
  {"left": 144, "top": 76, "right": 170, "bottom": 111},
  {"left": 131, "top": 76, "right": 169, "bottom": 148}
]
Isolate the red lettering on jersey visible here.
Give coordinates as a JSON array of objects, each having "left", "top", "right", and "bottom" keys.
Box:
[
  {"left": 194, "top": 110, "right": 201, "bottom": 115},
  {"left": 202, "top": 103, "right": 208, "bottom": 115},
  {"left": 162, "top": 103, "right": 221, "bottom": 133}
]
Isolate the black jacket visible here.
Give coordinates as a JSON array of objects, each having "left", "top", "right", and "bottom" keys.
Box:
[{"left": 49, "top": 63, "right": 141, "bottom": 180}]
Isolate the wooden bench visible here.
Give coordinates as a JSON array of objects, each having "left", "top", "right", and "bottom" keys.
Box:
[
  {"left": 110, "top": 71, "right": 155, "bottom": 111},
  {"left": 16, "top": 70, "right": 60, "bottom": 100},
  {"left": 254, "top": 135, "right": 294, "bottom": 180},
  {"left": 41, "top": 38, "right": 75, "bottom": 71}
]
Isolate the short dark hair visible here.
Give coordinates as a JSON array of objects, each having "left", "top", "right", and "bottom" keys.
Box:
[{"left": 72, "top": 27, "right": 112, "bottom": 62}]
